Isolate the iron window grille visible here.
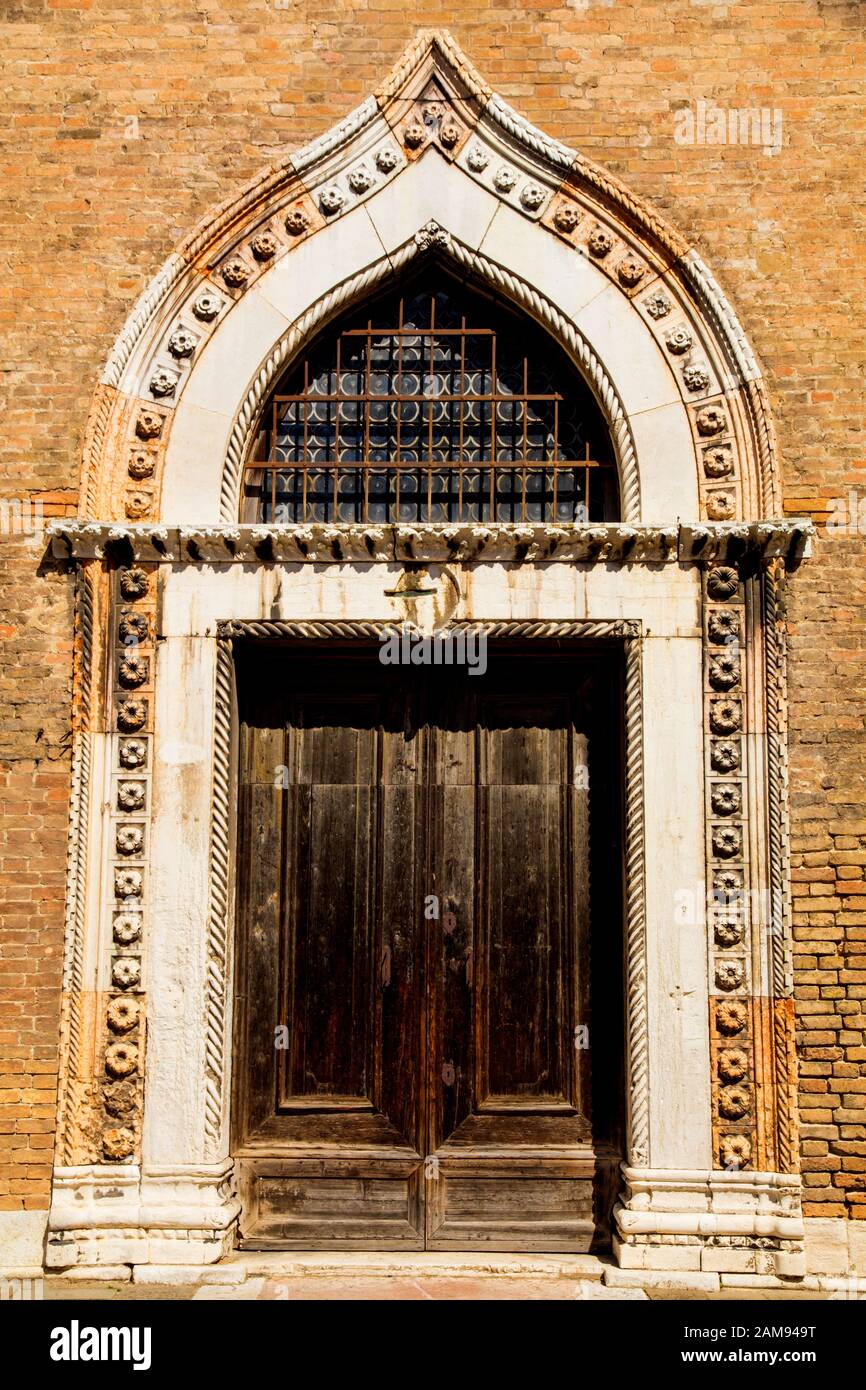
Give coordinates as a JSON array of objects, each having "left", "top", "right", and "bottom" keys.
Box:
[{"left": 242, "top": 273, "right": 619, "bottom": 525}]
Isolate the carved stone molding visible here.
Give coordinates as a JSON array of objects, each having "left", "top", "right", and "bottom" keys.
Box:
[
  {"left": 97, "top": 565, "right": 155, "bottom": 1163},
  {"left": 55, "top": 564, "right": 96, "bottom": 1165},
  {"left": 209, "top": 618, "right": 648, "bottom": 1171},
  {"left": 47, "top": 520, "right": 814, "bottom": 569},
  {"left": 703, "top": 564, "right": 754, "bottom": 1170},
  {"left": 613, "top": 1167, "right": 804, "bottom": 1278},
  {"left": 623, "top": 638, "right": 649, "bottom": 1167},
  {"left": 764, "top": 561, "right": 798, "bottom": 1175},
  {"left": 203, "top": 641, "right": 235, "bottom": 1160},
  {"left": 217, "top": 617, "right": 640, "bottom": 641}
]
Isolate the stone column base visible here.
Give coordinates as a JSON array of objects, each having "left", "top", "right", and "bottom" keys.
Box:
[
  {"left": 46, "top": 1161, "right": 240, "bottom": 1269},
  {"left": 613, "top": 1166, "right": 806, "bottom": 1278}
]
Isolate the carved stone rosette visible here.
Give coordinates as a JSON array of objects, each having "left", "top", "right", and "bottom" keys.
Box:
[
  {"left": 704, "top": 563, "right": 756, "bottom": 1171},
  {"left": 98, "top": 565, "right": 155, "bottom": 1161}
]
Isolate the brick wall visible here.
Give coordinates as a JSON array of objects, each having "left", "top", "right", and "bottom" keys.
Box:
[
  {"left": 1, "top": 0, "right": 864, "bottom": 1215},
  {"left": 0, "top": 530, "right": 73, "bottom": 1216}
]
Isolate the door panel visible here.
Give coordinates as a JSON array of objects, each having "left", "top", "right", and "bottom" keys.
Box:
[
  {"left": 235, "top": 684, "right": 425, "bottom": 1248},
  {"left": 232, "top": 642, "right": 623, "bottom": 1251},
  {"left": 426, "top": 695, "right": 596, "bottom": 1250}
]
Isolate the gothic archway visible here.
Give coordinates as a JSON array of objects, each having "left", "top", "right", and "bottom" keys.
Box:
[{"left": 46, "top": 30, "right": 810, "bottom": 1278}]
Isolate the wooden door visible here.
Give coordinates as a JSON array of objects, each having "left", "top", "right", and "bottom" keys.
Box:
[{"left": 232, "top": 642, "right": 623, "bottom": 1250}]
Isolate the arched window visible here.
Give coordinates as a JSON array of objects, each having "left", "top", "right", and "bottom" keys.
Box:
[{"left": 242, "top": 270, "right": 619, "bottom": 524}]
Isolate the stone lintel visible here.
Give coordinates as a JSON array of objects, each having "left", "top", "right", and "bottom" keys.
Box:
[{"left": 47, "top": 520, "right": 813, "bottom": 569}]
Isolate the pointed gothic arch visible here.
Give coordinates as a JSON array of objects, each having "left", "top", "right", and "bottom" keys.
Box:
[{"left": 80, "top": 28, "right": 779, "bottom": 529}]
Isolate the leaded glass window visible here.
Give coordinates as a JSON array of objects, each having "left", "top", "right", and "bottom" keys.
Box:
[{"left": 242, "top": 271, "right": 619, "bottom": 524}]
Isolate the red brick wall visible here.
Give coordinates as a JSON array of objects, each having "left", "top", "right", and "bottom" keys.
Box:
[
  {"left": 1, "top": 1, "right": 864, "bottom": 1214},
  {"left": 0, "top": 530, "right": 73, "bottom": 1215}
]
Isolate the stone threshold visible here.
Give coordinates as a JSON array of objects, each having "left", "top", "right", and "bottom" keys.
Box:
[{"left": 42, "top": 1252, "right": 865, "bottom": 1297}]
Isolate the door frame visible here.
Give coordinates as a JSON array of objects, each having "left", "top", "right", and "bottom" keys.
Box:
[
  {"left": 218, "top": 618, "right": 649, "bottom": 1238},
  {"left": 227, "top": 630, "right": 635, "bottom": 1249}
]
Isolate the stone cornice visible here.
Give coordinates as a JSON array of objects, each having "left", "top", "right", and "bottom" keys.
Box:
[{"left": 47, "top": 520, "right": 813, "bottom": 569}]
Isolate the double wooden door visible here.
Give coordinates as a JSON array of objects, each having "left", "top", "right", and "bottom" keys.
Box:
[{"left": 232, "top": 641, "right": 623, "bottom": 1250}]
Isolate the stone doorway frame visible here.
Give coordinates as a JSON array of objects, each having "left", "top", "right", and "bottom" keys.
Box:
[{"left": 33, "top": 31, "right": 813, "bottom": 1280}]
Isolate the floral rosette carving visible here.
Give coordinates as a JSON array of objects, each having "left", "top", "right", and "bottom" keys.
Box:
[
  {"left": 439, "top": 121, "right": 461, "bottom": 150},
  {"left": 709, "top": 653, "right": 740, "bottom": 691},
  {"left": 712, "top": 825, "right": 742, "bottom": 859},
  {"left": 116, "top": 826, "right": 144, "bottom": 856},
  {"left": 117, "top": 781, "right": 146, "bottom": 812},
  {"left": 167, "top": 327, "right": 197, "bottom": 359},
  {"left": 192, "top": 290, "right": 222, "bottom": 321},
  {"left": 519, "top": 183, "right": 545, "bottom": 211},
  {"left": 587, "top": 227, "right": 613, "bottom": 258},
  {"left": 112, "top": 913, "right": 142, "bottom": 945},
  {"left": 149, "top": 367, "right": 178, "bottom": 399},
  {"left": 347, "top": 165, "right": 375, "bottom": 194},
  {"left": 118, "top": 739, "right": 147, "bottom": 768},
  {"left": 707, "top": 566, "right": 739, "bottom": 601},
  {"left": 466, "top": 144, "right": 489, "bottom": 172},
  {"left": 403, "top": 121, "right": 426, "bottom": 149},
  {"left": 319, "top": 185, "right": 346, "bottom": 215},
  {"left": 250, "top": 230, "right": 279, "bottom": 261},
  {"left": 709, "top": 699, "right": 741, "bottom": 735},
  {"left": 665, "top": 327, "right": 692, "bottom": 355},
  {"left": 551, "top": 203, "right": 579, "bottom": 235},
  {"left": 719, "top": 1134, "right": 751, "bottom": 1169},
  {"left": 284, "top": 206, "right": 310, "bottom": 236},
  {"left": 716, "top": 999, "right": 747, "bottom": 1034},
  {"left": 617, "top": 256, "right": 645, "bottom": 288},
  {"left": 135, "top": 409, "right": 163, "bottom": 440},
  {"left": 718, "top": 1086, "right": 750, "bottom": 1121},
  {"left": 116, "top": 699, "right": 147, "bottom": 732},
  {"left": 703, "top": 445, "right": 733, "bottom": 478},
  {"left": 112, "top": 957, "right": 141, "bottom": 991},
  {"left": 714, "top": 918, "right": 744, "bottom": 948},
  {"left": 708, "top": 609, "right": 740, "bottom": 644},
  {"left": 696, "top": 405, "right": 727, "bottom": 436},
  {"left": 128, "top": 450, "right": 156, "bottom": 481},
  {"left": 715, "top": 960, "right": 744, "bottom": 992},
  {"left": 711, "top": 783, "right": 741, "bottom": 816},
  {"left": 221, "top": 257, "right": 250, "bottom": 288},
  {"left": 119, "top": 611, "right": 149, "bottom": 644},
  {"left": 710, "top": 740, "right": 740, "bottom": 773},
  {"left": 107, "top": 997, "right": 139, "bottom": 1033},
  {"left": 706, "top": 491, "right": 736, "bottom": 520},
  {"left": 105, "top": 1042, "right": 139, "bottom": 1079},
  {"left": 119, "top": 568, "right": 149, "bottom": 601},
  {"left": 718, "top": 1048, "right": 749, "bottom": 1083},
  {"left": 683, "top": 362, "right": 711, "bottom": 393},
  {"left": 124, "top": 490, "right": 152, "bottom": 520},
  {"left": 118, "top": 653, "right": 149, "bottom": 688},
  {"left": 714, "top": 868, "right": 743, "bottom": 898},
  {"left": 114, "top": 867, "right": 143, "bottom": 899},
  {"left": 644, "top": 291, "right": 671, "bottom": 319}
]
